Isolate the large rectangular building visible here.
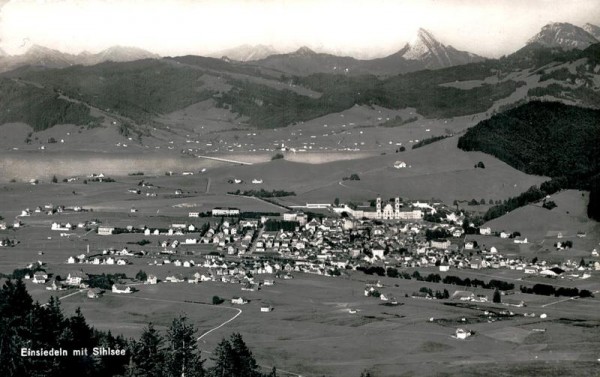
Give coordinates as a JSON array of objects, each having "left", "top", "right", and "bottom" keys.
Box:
[{"left": 212, "top": 208, "right": 240, "bottom": 217}]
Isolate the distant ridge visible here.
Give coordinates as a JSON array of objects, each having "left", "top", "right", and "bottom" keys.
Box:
[
  {"left": 250, "top": 28, "right": 484, "bottom": 76},
  {"left": 211, "top": 44, "right": 280, "bottom": 62},
  {"left": 0, "top": 45, "right": 159, "bottom": 73},
  {"left": 526, "top": 22, "right": 599, "bottom": 50}
]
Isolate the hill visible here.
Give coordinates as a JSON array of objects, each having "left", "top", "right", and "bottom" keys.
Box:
[
  {"left": 457, "top": 101, "right": 600, "bottom": 184},
  {"left": 0, "top": 78, "right": 98, "bottom": 131},
  {"left": 8, "top": 60, "right": 215, "bottom": 127},
  {"left": 458, "top": 101, "right": 600, "bottom": 220}
]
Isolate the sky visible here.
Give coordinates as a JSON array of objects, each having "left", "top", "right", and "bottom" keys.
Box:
[{"left": 0, "top": 0, "right": 599, "bottom": 58}]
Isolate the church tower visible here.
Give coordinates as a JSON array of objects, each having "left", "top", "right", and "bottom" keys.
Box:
[
  {"left": 376, "top": 196, "right": 382, "bottom": 219},
  {"left": 394, "top": 197, "right": 400, "bottom": 219}
]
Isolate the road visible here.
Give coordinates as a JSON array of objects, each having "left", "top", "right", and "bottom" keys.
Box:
[
  {"left": 196, "top": 307, "right": 242, "bottom": 342},
  {"left": 197, "top": 155, "right": 253, "bottom": 165},
  {"left": 42, "top": 289, "right": 86, "bottom": 307},
  {"left": 541, "top": 289, "right": 600, "bottom": 308}
]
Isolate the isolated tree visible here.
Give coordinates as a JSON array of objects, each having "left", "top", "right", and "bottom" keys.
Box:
[
  {"left": 334, "top": 197, "right": 340, "bottom": 206},
  {"left": 51, "top": 175, "right": 58, "bottom": 183},
  {"left": 165, "top": 316, "right": 204, "bottom": 377},
  {"left": 135, "top": 270, "right": 148, "bottom": 281},
  {"left": 493, "top": 289, "right": 502, "bottom": 303}
]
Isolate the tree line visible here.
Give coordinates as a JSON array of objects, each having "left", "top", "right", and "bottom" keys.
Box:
[
  {"left": 0, "top": 279, "right": 275, "bottom": 377},
  {"left": 357, "top": 268, "right": 515, "bottom": 291}
]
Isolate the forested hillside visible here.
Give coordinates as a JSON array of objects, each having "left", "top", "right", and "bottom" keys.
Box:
[
  {"left": 457, "top": 101, "right": 600, "bottom": 220},
  {"left": 9, "top": 60, "right": 215, "bottom": 126},
  {"left": 0, "top": 78, "right": 98, "bottom": 130},
  {"left": 458, "top": 101, "right": 600, "bottom": 183}
]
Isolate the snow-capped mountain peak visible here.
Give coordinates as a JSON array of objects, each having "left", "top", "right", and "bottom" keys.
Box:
[
  {"left": 403, "top": 28, "right": 443, "bottom": 60},
  {"left": 401, "top": 28, "right": 483, "bottom": 69}
]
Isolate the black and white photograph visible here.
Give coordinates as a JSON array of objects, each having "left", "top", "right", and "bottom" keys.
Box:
[{"left": 0, "top": 0, "right": 599, "bottom": 376}]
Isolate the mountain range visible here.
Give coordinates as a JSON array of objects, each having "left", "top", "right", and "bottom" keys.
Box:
[
  {"left": 0, "top": 45, "right": 160, "bottom": 73},
  {"left": 241, "top": 28, "right": 485, "bottom": 76},
  {"left": 1, "top": 22, "right": 598, "bottom": 76},
  {"left": 0, "top": 20, "right": 598, "bottom": 137}
]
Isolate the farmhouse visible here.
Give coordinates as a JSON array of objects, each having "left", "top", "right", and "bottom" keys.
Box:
[
  {"left": 98, "top": 226, "right": 115, "bottom": 236},
  {"left": 479, "top": 227, "right": 492, "bottom": 235},
  {"left": 66, "top": 271, "right": 86, "bottom": 286},
  {"left": 87, "top": 288, "right": 102, "bottom": 299},
  {"left": 51, "top": 222, "right": 73, "bottom": 231},
  {"left": 260, "top": 305, "right": 273, "bottom": 312},
  {"left": 452, "top": 291, "right": 475, "bottom": 301},
  {"left": 455, "top": 328, "right": 472, "bottom": 340},
  {"left": 393, "top": 161, "right": 407, "bottom": 169},
  {"left": 513, "top": 237, "right": 528, "bottom": 244},
  {"left": 32, "top": 272, "right": 48, "bottom": 284},
  {"left": 231, "top": 297, "right": 248, "bottom": 305},
  {"left": 111, "top": 284, "right": 132, "bottom": 294},
  {"left": 146, "top": 275, "right": 158, "bottom": 284}
]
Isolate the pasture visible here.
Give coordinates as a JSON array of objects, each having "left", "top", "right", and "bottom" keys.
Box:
[{"left": 35, "top": 271, "right": 600, "bottom": 377}]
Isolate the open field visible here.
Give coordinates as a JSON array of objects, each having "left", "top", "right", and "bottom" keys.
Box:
[{"left": 23, "top": 271, "right": 600, "bottom": 377}]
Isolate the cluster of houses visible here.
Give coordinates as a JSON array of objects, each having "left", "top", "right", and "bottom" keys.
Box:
[
  {"left": 65, "top": 203, "right": 600, "bottom": 282},
  {"left": 20, "top": 203, "right": 85, "bottom": 217}
]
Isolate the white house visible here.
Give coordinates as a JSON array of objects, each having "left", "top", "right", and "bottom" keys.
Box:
[
  {"left": 32, "top": 272, "right": 48, "bottom": 284},
  {"left": 455, "top": 328, "right": 471, "bottom": 340},
  {"left": 393, "top": 161, "right": 407, "bottom": 169},
  {"left": 231, "top": 297, "right": 248, "bottom": 305},
  {"left": 111, "top": 284, "right": 132, "bottom": 294},
  {"left": 66, "top": 271, "right": 86, "bottom": 286},
  {"left": 479, "top": 227, "right": 492, "bottom": 235},
  {"left": 98, "top": 226, "right": 115, "bottom": 236}
]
